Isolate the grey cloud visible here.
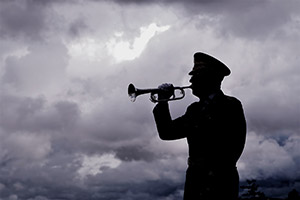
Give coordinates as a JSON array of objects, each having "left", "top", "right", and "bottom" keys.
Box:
[
  {"left": 217, "top": 1, "right": 300, "bottom": 40},
  {"left": 0, "top": 142, "right": 84, "bottom": 199},
  {"left": 68, "top": 18, "right": 89, "bottom": 38},
  {"left": 109, "top": 0, "right": 238, "bottom": 5},
  {"left": 2, "top": 41, "right": 69, "bottom": 95},
  {"left": 113, "top": 0, "right": 300, "bottom": 41},
  {"left": 0, "top": 0, "right": 89, "bottom": 42},
  {"left": 0, "top": 0, "right": 299, "bottom": 199},
  {"left": 81, "top": 157, "right": 186, "bottom": 199},
  {"left": 172, "top": 0, "right": 300, "bottom": 41},
  {"left": 238, "top": 133, "right": 300, "bottom": 198},
  {"left": 0, "top": 1, "right": 47, "bottom": 41},
  {"left": 0, "top": 149, "right": 186, "bottom": 200},
  {"left": 0, "top": 95, "right": 80, "bottom": 135},
  {"left": 115, "top": 145, "right": 156, "bottom": 161},
  {"left": 0, "top": 95, "right": 45, "bottom": 133},
  {"left": 239, "top": 133, "right": 299, "bottom": 180},
  {"left": 0, "top": 93, "right": 81, "bottom": 166}
]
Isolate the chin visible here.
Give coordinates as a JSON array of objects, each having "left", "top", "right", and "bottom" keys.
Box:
[{"left": 192, "top": 89, "right": 201, "bottom": 98}]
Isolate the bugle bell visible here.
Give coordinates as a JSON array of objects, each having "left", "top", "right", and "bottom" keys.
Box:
[{"left": 128, "top": 83, "right": 191, "bottom": 103}]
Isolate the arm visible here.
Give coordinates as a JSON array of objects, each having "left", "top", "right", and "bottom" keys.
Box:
[
  {"left": 220, "top": 98, "right": 247, "bottom": 164},
  {"left": 230, "top": 100, "right": 247, "bottom": 161},
  {"left": 153, "top": 102, "right": 189, "bottom": 140}
]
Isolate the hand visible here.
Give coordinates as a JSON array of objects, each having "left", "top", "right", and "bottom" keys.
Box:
[{"left": 157, "top": 83, "right": 174, "bottom": 101}]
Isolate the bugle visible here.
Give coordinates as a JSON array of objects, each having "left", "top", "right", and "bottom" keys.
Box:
[{"left": 128, "top": 83, "right": 191, "bottom": 103}]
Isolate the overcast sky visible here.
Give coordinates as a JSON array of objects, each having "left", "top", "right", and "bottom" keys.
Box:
[{"left": 0, "top": 0, "right": 299, "bottom": 199}]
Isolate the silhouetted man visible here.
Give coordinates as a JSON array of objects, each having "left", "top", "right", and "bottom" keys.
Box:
[{"left": 153, "top": 52, "right": 247, "bottom": 200}]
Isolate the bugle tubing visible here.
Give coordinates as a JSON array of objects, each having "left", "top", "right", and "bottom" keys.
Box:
[{"left": 128, "top": 83, "right": 191, "bottom": 103}]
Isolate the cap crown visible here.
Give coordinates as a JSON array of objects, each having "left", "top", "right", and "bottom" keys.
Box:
[{"left": 189, "top": 52, "right": 231, "bottom": 76}]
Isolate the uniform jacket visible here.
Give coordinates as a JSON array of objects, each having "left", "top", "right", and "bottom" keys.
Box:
[{"left": 153, "top": 90, "right": 247, "bottom": 168}]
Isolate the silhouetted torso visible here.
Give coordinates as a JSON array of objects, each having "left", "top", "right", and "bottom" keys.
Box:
[{"left": 153, "top": 90, "right": 246, "bottom": 200}]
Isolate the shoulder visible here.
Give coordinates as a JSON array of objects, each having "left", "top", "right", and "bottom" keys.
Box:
[
  {"left": 221, "top": 94, "right": 244, "bottom": 110},
  {"left": 224, "top": 95, "right": 242, "bottom": 104}
]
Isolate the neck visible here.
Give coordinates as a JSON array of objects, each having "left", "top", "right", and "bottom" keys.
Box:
[{"left": 198, "top": 88, "right": 221, "bottom": 100}]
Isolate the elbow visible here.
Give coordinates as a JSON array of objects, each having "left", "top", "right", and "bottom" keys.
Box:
[
  {"left": 155, "top": 121, "right": 182, "bottom": 141},
  {"left": 158, "top": 130, "right": 180, "bottom": 141},
  {"left": 158, "top": 134, "right": 171, "bottom": 141},
  {"left": 157, "top": 130, "right": 168, "bottom": 140},
  {"left": 157, "top": 129, "right": 172, "bottom": 140}
]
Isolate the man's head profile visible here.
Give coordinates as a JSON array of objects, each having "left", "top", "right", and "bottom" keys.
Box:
[{"left": 189, "top": 52, "right": 230, "bottom": 98}]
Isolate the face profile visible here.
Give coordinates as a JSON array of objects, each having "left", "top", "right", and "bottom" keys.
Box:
[{"left": 189, "top": 67, "right": 223, "bottom": 99}]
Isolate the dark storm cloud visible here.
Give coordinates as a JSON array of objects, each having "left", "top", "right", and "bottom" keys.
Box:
[
  {"left": 115, "top": 145, "right": 156, "bottom": 161},
  {"left": 80, "top": 156, "right": 186, "bottom": 199},
  {"left": 0, "top": 153, "right": 83, "bottom": 200}
]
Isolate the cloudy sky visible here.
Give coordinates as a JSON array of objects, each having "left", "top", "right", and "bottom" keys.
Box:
[{"left": 0, "top": 0, "right": 299, "bottom": 199}]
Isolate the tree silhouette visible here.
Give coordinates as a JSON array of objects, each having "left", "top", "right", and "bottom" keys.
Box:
[
  {"left": 287, "top": 189, "right": 300, "bottom": 200},
  {"left": 240, "top": 179, "right": 266, "bottom": 200}
]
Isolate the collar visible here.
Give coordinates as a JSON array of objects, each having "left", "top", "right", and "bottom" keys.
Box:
[{"left": 200, "top": 90, "right": 223, "bottom": 103}]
